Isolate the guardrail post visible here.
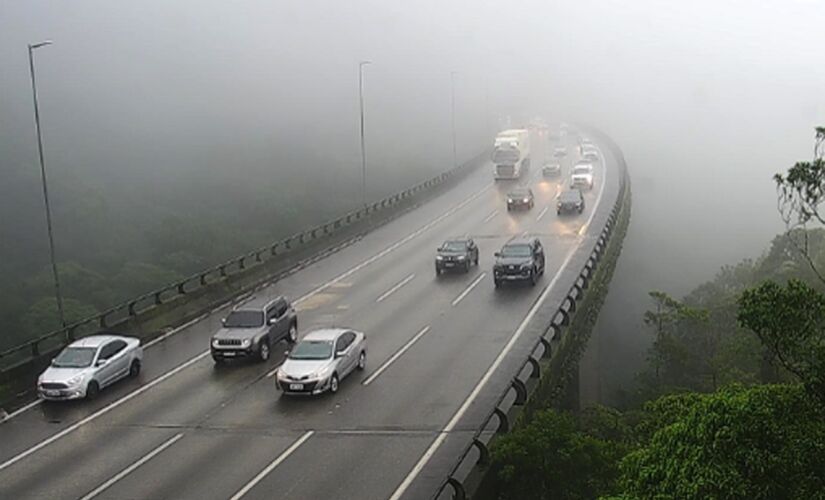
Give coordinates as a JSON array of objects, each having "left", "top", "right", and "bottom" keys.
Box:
[
  {"left": 177, "top": 282, "right": 187, "bottom": 295},
  {"left": 200, "top": 273, "right": 208, "bottom": 286},
  {"left": 238, "top": 256, "right": 246, "bottom": 270},
  {"left": 67, "top": 325, "right": 77, "bottom": 342},
  {"left": 511, "top": 378, "right": 528, "bottom": 405},
  {"left": 447, "top": 477, "right": 466, "bottom": 500},
  {"left": 473, "top": 438, "right": 490, "bottom": 466},
  {"left": 31, "top": 341, "right": 40, "bottom": 358},
  {"left": 527, "top": 356, "right": 541, "bottom": 378},
  {"left": 539, "top": 336, "right": 553, "bottom": 358},
  {"left": 99, "top": 314, "right": 108, "bottom": 329},
  {"left": 493, "top": 407, "right": 510, "bottom": 433},
  {"left": 154, "top": 291, "right": 163, "bottom": 305},
  {"left": 128, "top": 301, "right": 138, "bottom": 316},
  {"left": 558, "top": 309, "right": 570, "bottom": 326},
  {"left": 271, "top": 243, "right": 279, "bottom": 256},
  {"left": 255, "top": 251, "right": 263, "bottom": 263},
  {"left": 566, "top": 295, "right": 577, "bottom": 313}
]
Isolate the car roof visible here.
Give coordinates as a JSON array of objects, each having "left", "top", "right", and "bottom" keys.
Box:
[
  {"left": 301, "top": 328, "right": 351, "bottom": 341},
  {"left": 573, "top": 162, "right": 594, "bottom": 169},
  {"left": 70, "top": 334, "right": 129, "bottom": 348},
  {"left": 443, "top": 237, "right": 470, "bottom": 243},
  {"left": 235, "top": 294, "right": 284, "bottom": 310},
  {"left": 560, "top": 189, "right": 582, "bottom": 199},
  {"left": 508, "top": 187, "right": 531, "bottom": 194}
]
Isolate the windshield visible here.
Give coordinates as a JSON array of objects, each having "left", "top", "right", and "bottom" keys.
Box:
[
  {"left": 441, "top": 241, "right": 468, "bottom": 252},
  {"left": 501, "top": 244, "right": 532, "bottom": 258},
  {"left": 224, "top": 310, "right": 264, "bottom": 328},
  {"left": 561, "top": 191, "right": 580, "bottom": 202},
  {"left": 573, "top": 166, "right": 592, "bottom": 175},
  {"left": 288, "top": 340, "right": 333, "bottom": 360},
  {"left": 509, "top": 190, "right": 529, "bottom": 198},
  {"left": 53, "top": 347, "right": 97, "bottom": 368}
]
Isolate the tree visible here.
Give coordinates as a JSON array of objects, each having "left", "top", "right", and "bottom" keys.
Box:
[
  {"left": 618, "top": 385, "right": 825, "bottom": 500},
  {"left": 492, "top": 409, "right": 626, "bottom": 500},
  {"left": 774, "top": 126, "right": 825, "bottom": 284},
  {"left": 738, "top": 279, "right": 825, "bottom": 404}
]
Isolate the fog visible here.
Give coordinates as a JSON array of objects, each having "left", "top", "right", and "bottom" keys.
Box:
[{"left": 2, "top": 1, "right": 824, "bottom": 388}]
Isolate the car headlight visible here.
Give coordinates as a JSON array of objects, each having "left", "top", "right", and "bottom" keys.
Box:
[
  {"left": 557, "top": 202, "right": 562, "bottom": 207},
  {"left": 212, "top": 338, "right": 220, "bottom": 348},
  {"left": 66, "top": 374, "right": 84, "bottom": 386},
  {"left": 241, "top": 339, "right": 251, "bottom": 347},
  {"left": 436, "top": 255, "right": 444, "bottom": 261},
  {"left": 507, "top": 199, "right": 514, "bottom": 203},
  {"left": 457, "top": 255, "right": 466, "bottom": 260},
  {"left": 523, "top": 198, "right": 529, "bottom": 203}
]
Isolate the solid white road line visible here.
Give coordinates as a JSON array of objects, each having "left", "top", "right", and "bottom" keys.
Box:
[
  {"left": 0, "top": 351, "right": 208, "bottom": 474},
  {"left": 265, "top": 362, "right": 285, "bottom": 379},
  {"left": 0, "top": 181, "right": 493, "bottom": 456},
  {"left": 376, "top": 273, "right": 416, "bottom": 303},
  {"left": 535, "top": 206, "right": 549, "bottom": 222},
  {"left": 482, "top": 210, "right": 498, "bottom": 223},
  {"left": 362, "top": 326, "right": 431, "bottom": 386},
  {"left": 1, "top": 399, "right": 42, "bottom": 423},
  {"left": 451, "top": 273, "right": 486, "bottom": 307},
  {"left": 229, "top": 431, "right": 314, "bottom": 500},
  {"left": 388, "top": 249, "right": 577, "bottom": 500},
  {"left": 79, "top": 433, "right": 184, "bottom": 500},
  {"left": 389, "top": 148, "right": 611, "bottom": 500}
]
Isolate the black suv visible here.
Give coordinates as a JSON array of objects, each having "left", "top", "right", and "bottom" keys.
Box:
[
  {"left": 493, "top": 237, "right": 546, "bottom": 287},
  {"left": 557, "top": 188, "right": 585, "bottom": 215},
  {"left": 506, "top": 187, "right": 535, "bottom": 211},
  {"left": 210, "top": 296, "right": 298, "bottom": 363},
  {"left": 435, "top": 238, "right": 479, "bottom": 274}
]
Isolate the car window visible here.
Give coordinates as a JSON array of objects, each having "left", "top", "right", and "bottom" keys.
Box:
[
  {"left": 275, "top": 299, "right": 288, "bottom": 317},
  {"left": 266, "top": 305, "right": 278, "bottom": 321},
  {"left": 99, "top": 340, "right": 126, "bottom": 360},
  {"left": 335, "top": 336, "right": 348, "bottom": 353}
]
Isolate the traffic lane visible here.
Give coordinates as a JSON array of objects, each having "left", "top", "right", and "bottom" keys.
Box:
[
  {"left": 92, "top": 430, "right": 305, "bottom": 500},
  {"left": 0, "top": 163, "right": 494, "bottom": 458},
  {"left": 0, "top": 425, "right": 182, "bottom": 500},
  {"left": 240, "top": 432, "right": 437, "bottom": 500}
]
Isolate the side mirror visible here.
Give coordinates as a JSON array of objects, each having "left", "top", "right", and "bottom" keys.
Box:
[
  {"left": 50, "top": 358, "right": 56, "bottom": 366},
  {"left": 221, "top": 318, "right": 226, "bottom": 326},
  {"left": 335, "top": 351, "right": 346, "bottom": 359},
  {"left": 494, "top": 252, "right": 501, "bottom": 257},
  {"left": 96, "top": 359, "right": 108, "bottom": 367},
  {"left": 268, "top": 318, "right": 277, "bottom": 325}
]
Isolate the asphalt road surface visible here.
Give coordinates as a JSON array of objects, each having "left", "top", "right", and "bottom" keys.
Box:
[{"left": 0, "top": 130, "right": 619, "bottom": 500}]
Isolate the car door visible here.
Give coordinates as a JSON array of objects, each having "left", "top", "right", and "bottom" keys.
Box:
[
  {"left": 107, "top": 340, "right": 130, "bottom": 382},
  {"left": 534, "top": 241, "right": 545, "bottom": 272},
  {"left": 265, "top": 304, "right": 279, "bottom": 343},
  {"left": 336, "top": 332, "right": 357, "bottom": 376},
  {"left": 95, "top": 342, "right": 119, "bottom": 387},
  {"left": 272, "top": 299, "right": 289, "bottom": 340}
]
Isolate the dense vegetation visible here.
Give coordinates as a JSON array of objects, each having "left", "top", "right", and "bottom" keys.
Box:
[{"left": 490, "top": 128, "right": 825, "bottom": 500}]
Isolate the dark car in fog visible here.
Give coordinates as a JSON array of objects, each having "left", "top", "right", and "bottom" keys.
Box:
[
  {"left": 493, "top": 236, "right": 545, "bottom": 287},
  {"left": 435, "top": 238, "right": 479, "bottom": 274},
  {"left": 506, "top": 187, "right": 535, "bottom": 211},
  {"left": 557, "top": 188, "right": 585, "bottom": 215}
]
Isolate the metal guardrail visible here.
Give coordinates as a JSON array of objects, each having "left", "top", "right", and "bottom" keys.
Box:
[
  {"left": 430, "top": 134, "right": 630, "bottom": 500},
  {"left": 0, "top": 152, "right": 486, "bottom": 373}
]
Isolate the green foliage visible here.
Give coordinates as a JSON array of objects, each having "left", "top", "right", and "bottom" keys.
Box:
[
  {"left": 112, "top": 262, "right": 185, "bottom": 300},
  {"left": 492, "top": 408, "right": 630, "bottom": 500},
  {"left": 619, "top": 385, "right": 825, "bottom": 500},
  {"left": 20, "top": 297, "right": 99, "bottom": 336},
  {"left": 738, "top": 279, "right": 825, "bottom": 403}
]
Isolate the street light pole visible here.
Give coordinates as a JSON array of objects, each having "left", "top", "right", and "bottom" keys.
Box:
[
  {"left": 450, "top": 71, "right": 457, "bottom": 169},
  {"left": 28, "top": 40, "right": 66, "bottom": 328},
  {"left": 358, "top": 60, "right": 371, "bottom": 207}
]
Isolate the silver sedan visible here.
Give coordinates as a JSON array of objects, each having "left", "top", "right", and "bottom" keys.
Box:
[
  {"left": 276, "top": 328, "right": 367, "bottom": 395},
  {"left": 37, "top": 334, "right": 143, "bottom": 400}
]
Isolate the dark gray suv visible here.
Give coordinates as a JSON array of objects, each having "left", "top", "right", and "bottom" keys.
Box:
[
  {"left": 211, "top": 296, "right": 298, "bottom": 363},
  {"left": 493, "top": 237, "right": 546, "bottom": 287}
]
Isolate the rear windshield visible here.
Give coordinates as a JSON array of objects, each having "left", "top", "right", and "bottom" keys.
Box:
[
  {"left": 501, "top": 244, "right": 532, "bottom": 257},
  {"left": 224, "top": 310, "right": 264, "bottom": 328},
  {"left": 289, "top": 340, "right": 333, "bottom": 360},
  {"left": 573, "top": 166, "right": 592, "bottom": 175},
  {"left": 509, "top": 190, "right": 530, "bottom": 197},
  {"left": 560, "top": 191, "right": 581, "bottom": 201}
]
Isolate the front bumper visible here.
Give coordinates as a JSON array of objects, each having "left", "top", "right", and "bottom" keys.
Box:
[
  {"left": 436, "top": 258, "right": 467, "bottom": 271},
  {"left": 277, "top": 376, "right": 328, "bottom": 395},
  {"left": 507, "top": 201, "right": 531, "bottom": 209},
  {"left": 494, "top": 267, "right": 532, "bottom": 281},
  {"left": 39, "top": 386, "right": 85, "bottom": 400},
  {"left": 557, "top": 203, "right": 582, "bottom": 214},
  {"left": 211, "top": 346, "right": 256, "bottom": 360}
]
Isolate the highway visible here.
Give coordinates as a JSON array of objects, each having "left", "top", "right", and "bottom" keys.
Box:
[{"left": 0, "top": 129, "right": 619, "bottom": 500}]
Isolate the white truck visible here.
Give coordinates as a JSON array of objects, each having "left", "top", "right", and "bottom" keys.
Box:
[{"left": 492, "top": 129, "right": 530, "bottom": 180}]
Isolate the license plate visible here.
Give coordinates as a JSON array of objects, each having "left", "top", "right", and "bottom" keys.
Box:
[
  {"left": 223, "top": 352, "right": 236, "bottom": 357},
  {"left": 444, "top": 262, "right": 454, "bottom": 267},
  {"left": 45, "top": 390, "right": 60, "bottom": 397},
  {"left": 289, "top": 383, "right": 303, "bottom": 391}
]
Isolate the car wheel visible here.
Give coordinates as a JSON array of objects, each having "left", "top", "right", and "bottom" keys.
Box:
[
  {"left": 435, "top": 265, "right": 441, "bottom": 276},
  {"left": 86, "top": 380, "right": 100, "bottom": 400},
  {"left": 287, "top": 323, "right": 298, "bottom": 344},
  {"left": 464, "top": 261, "right": 470, "bottom": 273},
  {"left": 259, "top": 339, "right": 270, "bottom": 362},
  {"left": 357, "top": 351, "right": 366, "bottom": 371},
  {"left": 212, "top": 356, "right": 225, "bottom": 366},
  {"left": 129, "top": 359, "right": 141, "bottom": 377},
  {"left": 494, "top": 279, "right": 501, "bottom": 288},
  {"left": 330, "top": 373, "right": 339, "bottom": 394},
  {"left": 530, "top": 269, "right": 537, "bottom": 286}
]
